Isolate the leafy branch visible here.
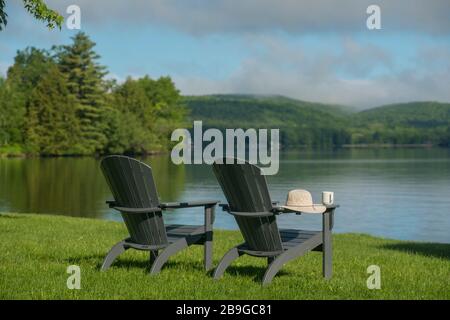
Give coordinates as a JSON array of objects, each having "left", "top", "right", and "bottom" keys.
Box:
[{"left": 0, "top": 0, "right": 63, "bottom": 30}]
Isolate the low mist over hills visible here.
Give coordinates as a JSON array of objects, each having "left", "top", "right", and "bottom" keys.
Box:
[{"left": 184, "top": 95, "right": 450, "bottom": 148}]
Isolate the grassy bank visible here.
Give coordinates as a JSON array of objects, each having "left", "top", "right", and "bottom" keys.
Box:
[
  {"left": 0, "top": 213, "right": 449, "bottom": 299},
  {"left": 0, "top": 145, "right": 26, "bottom": 158}
]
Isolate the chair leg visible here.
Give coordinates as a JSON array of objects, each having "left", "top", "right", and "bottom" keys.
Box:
[
  {"left": 149, "top": 250, "right": 159, "bottom": 265},
  {"left": 204, "top": 205, "right": 214, "bottom": 271},
  {"left": 262, "top": 254, "right": 287, "bottom": 286},
  {"left": 204, "top": 231, "right": 213, "bottom": 271},
  {"left": 101, "top": 240, "right": 128, "bottom": 271},
  {"left": 213, "top": 246, "right": 242, "bottom": 280},
  {"left": 149, "top": 238, "right": 188, "bottom": 275},
  {"left": 263, "top": 236, "right": 321, "bottom": 285},
  {"left": 323, "top": 211, "right": 333, "bottom": 279}
]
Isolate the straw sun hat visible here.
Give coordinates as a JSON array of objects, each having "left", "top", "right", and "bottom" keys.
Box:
[{"left": 281, "top": 189, "right": 326, "bottom": 214}]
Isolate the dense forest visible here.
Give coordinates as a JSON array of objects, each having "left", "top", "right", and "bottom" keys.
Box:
[
  {"left": 184, "top": 95, "right": 351, "bottom": 148},
  {"left": 351, "top": 102, "right": 450, "bottom": 146},
  {"left": 185, "top": 95, "right": 450, "bottom": 148},
  {"left": 0, "top": 32, "right": 186, "bottom": 156},
  {"left": 1, "top": 33, "right": 450, "bottom": 156}
]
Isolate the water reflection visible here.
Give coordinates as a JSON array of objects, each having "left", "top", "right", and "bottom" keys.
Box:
[{"left": 0, "top": 155, "right": 185, "bottom": 218}]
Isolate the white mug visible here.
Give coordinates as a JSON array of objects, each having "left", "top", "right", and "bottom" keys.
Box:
[{"left": 322, "top": 191, "right": 334, "bottom": 205}]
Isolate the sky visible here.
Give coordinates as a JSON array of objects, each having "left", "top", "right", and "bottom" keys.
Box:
[{"left": 0, "top": 0, "right": 449, "bottom": 108}]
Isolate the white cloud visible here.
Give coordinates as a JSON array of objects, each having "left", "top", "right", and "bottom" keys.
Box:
[
  {"left": 45, "top": 0, "right": 450, "bottom": 35},
  {"left": 2, "top": 1, "right": 449, "bottom": 107},
  {"left": 173, "top": 37, "right": 450, "bottom": 108}
]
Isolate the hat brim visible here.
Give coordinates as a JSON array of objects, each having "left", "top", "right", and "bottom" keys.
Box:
[{"left": 281, "top": 204, "right": 326, "bottom": 214}]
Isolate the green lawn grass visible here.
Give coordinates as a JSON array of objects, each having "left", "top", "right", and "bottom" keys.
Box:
[{"left": 0, "top": 213, "right": 449, "bottom": 299}]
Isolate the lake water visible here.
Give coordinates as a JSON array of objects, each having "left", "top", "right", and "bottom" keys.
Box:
[{"left": 1, "top": 149, "right": 449, "bottom": 243}]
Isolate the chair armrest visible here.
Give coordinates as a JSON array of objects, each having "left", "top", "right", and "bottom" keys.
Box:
[
  {"left": 275, "top": 204, "right": 339, "bottom": 216},
  {"left": 106, "top": 200, "right": 116, "bottom": 208},
  {"left": 159, "top": 200, "right": 219, "bottom": 209},
  {"left": 271, "top": 206, "right": 291, "bottom": 214},
  {"left": 111, "top": 206, "right": 162, "bottom": 214},
  {"left": 219, "top": 201, "right": 288, "bottom": 217},
  {"left": 229, "top": 211, "right": 275, "bottom": 217}
]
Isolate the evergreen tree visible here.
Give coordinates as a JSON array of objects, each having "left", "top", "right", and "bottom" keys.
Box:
[
  {"left": 25, "top": 65, "right": 80, "bottom": 155},
  {"left": 55, "top": 32, "right": 108, "bottom": 154}
]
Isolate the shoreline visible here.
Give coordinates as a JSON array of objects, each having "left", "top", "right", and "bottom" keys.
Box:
[
  {"left": 0, "top": 150, "right": 169, "bottom": 159},
  {"left": 341, "top": 143, "right": 434, "bottom": 148},
  {"left": 0, "top": 144, "right": 444, "bottom": 158}
]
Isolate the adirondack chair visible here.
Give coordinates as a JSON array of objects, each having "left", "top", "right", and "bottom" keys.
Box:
[
  {"left": 212, "top": 159, "right": 338, "bottom": 285},
  {"left": 100, "top": 155, "right": 219, "bottom": 274}
]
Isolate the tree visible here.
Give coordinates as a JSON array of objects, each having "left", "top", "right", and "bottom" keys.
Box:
[
  {"left": 4, "top": 47, "right": 55, "bottom": 145},
  {"left": 25, "top": 65, "right": 80, "bottom": 155},
  {"left": 0, "top": 0, "right": 63, "bottom": 30},
  {"left": 131, "top": 76, "right": 186, "bottom": 150},
  {"left": 55, "top": 32, "right": 109, "bottom": 154},
  {"left": 0, "top": 77, "right": 25, "bottom": 146},
  {"left": 107, "top": 76, "right": 187, "bottom": 155},
  {"left": 107, "top": 77, "right": 159, "bottom": 154},
  {"left": 7, "top": 47, "right": 53, "bottom": 93}
]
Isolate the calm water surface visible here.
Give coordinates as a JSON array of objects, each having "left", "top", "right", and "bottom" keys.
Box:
[{"left": 1, "top": 149, "right": 449, "bottom": 243}]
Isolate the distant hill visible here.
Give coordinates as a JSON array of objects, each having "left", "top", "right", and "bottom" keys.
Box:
[
  {"left": 355, "top": 101, "right": 450, "bottom": 127},
  {"left": 183, "top": 94, "right": 352, "bottom": 147},
  {"left": 184, "top": 94, "right": 352, "bottom": 119},
  {"left": 350, "top": 102, "right": 450, "bottom": 146},
  {"left": 182, "top": 95, "right": 450, "bottom": 147}
]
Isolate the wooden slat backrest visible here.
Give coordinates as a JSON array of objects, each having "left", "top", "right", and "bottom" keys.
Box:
[
  {"left": 100, "top": 155, "right": 168, "bottom": 246},
  {"left": 213, "top": 159, "right": 283, "bottom": 252}
]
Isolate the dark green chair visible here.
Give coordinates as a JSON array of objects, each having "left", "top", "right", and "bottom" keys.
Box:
[
  {"left": 212, "top": 158, "right": 338, "bottom": 285},
  {"left": 100, "top": 155, "right": 218, "bottom": 274}
]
